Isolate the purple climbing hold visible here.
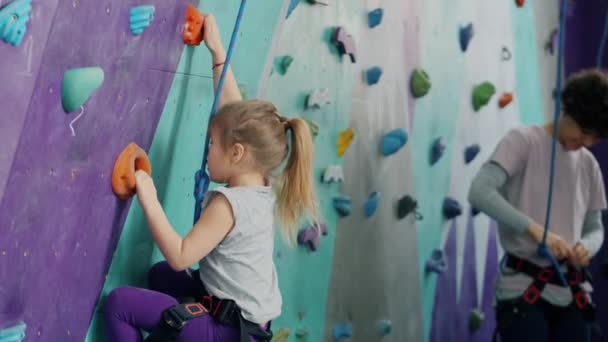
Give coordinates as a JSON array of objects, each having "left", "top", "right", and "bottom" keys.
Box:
[
  {"left": 464, "top": 144, "right": 480, "bottom": 164},
  {"left": 459, "top": 22, "right": 474, "bottom": 52},
  {"left": 430, "top": 137, "right": 446, "bottom": 165},
  {"left": 443, "top": 197, "right": 462, "bottom": 219},
  {"left": 297, "top": 223, "right": 328, "bottom": 251},
  {"left": 332, "top": 26, "right": 357, "bottom": 63},
  {"left": 425, "top": 249, "right": 448, "bottom": 273},
  {"left": 368, "top": 8, "right": 383, "bottom": 28}
]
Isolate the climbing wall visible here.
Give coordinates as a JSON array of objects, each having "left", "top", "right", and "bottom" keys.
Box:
[{"left": 0, "top": 0, "right": 191, "bottom": 340}]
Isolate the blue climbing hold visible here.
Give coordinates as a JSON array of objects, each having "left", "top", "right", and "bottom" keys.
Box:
[
  {"left": 459, "top": 22, "right": 474, "bottom": 52},
  {"left": 425, "top": 249, "right": 448, "bottom": 273},
  {"left": 0, "top": 321, "right": 26, "bottom": 342},
  {"left": 368, "top": 8, "right": 383, "bottom": 28},
  {"left": 365, "top": 66, "right": 383, "bottom": 85},
  {"left": 286, "top": 0, "right": 300, "bottom": 18},
  {"left": 130, "top": 5, "right": 155, "bottom": 35},
  {"left": 364, "top": 192, "right": 380, "bottom": 218},
  {"left": 377, "top": 319, "right": 392, "bottom": 336},
  {"left": 0, "top": 0, "right": 32, "bottom": 47},
  {"left": 333, "top": 323, "right": 353, "bottom": 341},
  {"left": 430, "top": 137, "right": 446, "bottom": 165},
  {"left": 382, "top": 128, "right": 408, "bottom": 156},
  {"left": 334, "top": 195, "right": 352, "bottom": 217},
  {"left": 464, "top": 144, "right": 480, "bottom": 164},
  {"left": 443, "top": 197, "right": 462, "bottom": 219}
]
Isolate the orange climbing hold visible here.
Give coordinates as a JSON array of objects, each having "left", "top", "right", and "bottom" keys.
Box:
[
  {"left": 499, "top": 92, "right": 513, "bottom": 108},
  {"left": 183, "top": 3, "right": 205, "bottom": 46},
  {"left": 515, "top": 0, "right": 524, "bottom": 7},
  {"left": 112, "top": 143, "right": 152, "bottom": 200}
]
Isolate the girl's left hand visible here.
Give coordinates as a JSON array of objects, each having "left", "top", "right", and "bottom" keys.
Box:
[
  {"left": 568, "top": 242, "right": 591, "bottom": 267},
  {"left": 134, "top": 170, "right": 157, "bottom": 205}
]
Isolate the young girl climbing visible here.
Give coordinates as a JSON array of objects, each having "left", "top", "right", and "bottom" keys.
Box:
[
  {"left": 469, "top": 69, "right": 608, "bottom": 342},
  {"left": 104, "top": 13, "right": 319, "bottom": 342}
]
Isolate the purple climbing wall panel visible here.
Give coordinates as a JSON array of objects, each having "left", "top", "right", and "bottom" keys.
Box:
[
  {"left": 565, "top": 2, "right": 608, "bottom": 340},
  {"left": 0, "top": 0, "right": 59, "bottom": 200},
  {"left": 0, "top": 0, "right": 192, "bottom": 340}
]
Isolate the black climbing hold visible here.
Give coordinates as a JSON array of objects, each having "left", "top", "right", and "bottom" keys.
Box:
[{"left": 443, "top": 197, "right": 462, "bottom": 219}]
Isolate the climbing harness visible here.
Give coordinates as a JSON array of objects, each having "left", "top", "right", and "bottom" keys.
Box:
[{"left": 193, "top": 0, "right": 247, "bottom": 223}]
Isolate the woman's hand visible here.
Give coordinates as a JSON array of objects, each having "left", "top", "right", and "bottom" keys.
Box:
[
  {"left": 202, "top": 14, "right": 225, "bottom": 61},
  {"left": 527, "top": 223, "right": 572, "bottom": 260},
  {"left": 135, "top": 169, "right": 157, "bottom": 206}
]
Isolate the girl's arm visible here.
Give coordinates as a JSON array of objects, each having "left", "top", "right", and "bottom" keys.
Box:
[
  {"left": 135, "top": 170, "right": 234, "bottom": 271},
  {"left": 203, "top": 14, "right": 242, "bottom": 107}
]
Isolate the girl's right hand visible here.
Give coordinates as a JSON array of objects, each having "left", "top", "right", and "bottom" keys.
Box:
[
  {"left": 202, "top": 14, "right": 225, "bottom": 59},
  {"left": 527, "top": 223, "right": 572, "bottom": 260}
]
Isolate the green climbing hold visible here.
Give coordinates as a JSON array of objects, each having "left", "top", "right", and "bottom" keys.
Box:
[
  {"left": 410, "top": 68, "right": 431, "bottom": 98},
  {"left": 295, "top": 328, "right": 309, "bottom": 342},
  {"left": 302, "top": 118, "right": 319, "bottom": 139},
  {"left": 61, "top": 66, "right": 104, "bottom": 113},
  {"left": 275, "top": 55, "right": 294, "bottom": 75},
  {"left": 270, "top": 328, "right": 290, "bottom": 342},
  {"left": 472, "top": 81, "right": 496, "bottom": 111}
]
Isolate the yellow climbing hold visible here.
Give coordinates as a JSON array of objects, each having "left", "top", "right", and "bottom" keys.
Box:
[
  {"left": 271, "top": 328, "right": 290, "bottom": 342},
  {"left": 337, "top": 128, "right": 354, "bottom": 157}
]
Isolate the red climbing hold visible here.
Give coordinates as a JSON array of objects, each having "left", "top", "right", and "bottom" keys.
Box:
[
  {"left": 499, "top": 92, "right": 513, "bottom": 108},
  {"left": 183, "top": 3, "right": 205, "bottom": 46},
  {"left": 515, "top": 0, "right": 524, "bottom": 7}
]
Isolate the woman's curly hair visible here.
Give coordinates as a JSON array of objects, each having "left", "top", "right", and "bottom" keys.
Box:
[{"left": 561, "top": 69, "right": 608, "bottom": 138}]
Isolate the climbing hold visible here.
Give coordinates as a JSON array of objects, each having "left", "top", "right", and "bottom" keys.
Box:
[
  {"left": 286, "top": 0, "right": 300, "bottom": 18},
  {"left": 425, "top": 249, "right": 448, "bottom": 273},
  {"left": 295, "top": 328, "right": 309, "bottom": 342},
  {"left": 334, "top": 195, "right": 352, "bottom": 217},
  {"left": 368, "top": 8, "right": 383, "bottom": 28},
  {"left": 397, "top": 195, "right": 423, "bottom": 220},
  {"left": 472, "top": 81, "right": 496, "bottom": 112},
  {"left": 307, "top": 88, "right": 331, "bottom": 109},
  {"left": 382, "top": 128, "right": 408, "bottom": 156},
  {"left": 365, "top": 66, "right": 383, "bottom": 85},
  {"left": 297, "top": 223, "right": 328, "bottom": 251},
  {"left": 333, "top": 323, "right": 353, "bottom": 341},
  {"left": 498, "top": 92, "right": 513, "bottom": 108},
  {"left": 501, "top": 46, "right": 512, "bottom": 61},
  {"left": 443, "top": 197, "right": 462, "bottom": 220},
  {"left": 332, "top": 27, "right": 357, "bottom": 63},
  {"left": 377, "top": 319, "right": 392, "bottom": 337},
  {"left": 322, "top": 165, "right": 344, "bottom": 183},
  {"left": 544, "top": 28, "right": 558, "bottom": 55},
  {"left": 302, "top": 118, "right": 319, "bottom": 138},
  {"left": 129, "top": 5, "right": 155, "bottom": 35},
  {"left": 410, "top": 69, "right": 431, "bottom": 98},
  {"left": 459, "top": 23, "right": 474, "bottom": 52},
  {"left": 0, "top": 321, "right": 26, "bottom": 342},
  {"left": 471, "top": 207, "right": 480, "bottom": 216},
  {"left": 464, "top": 144, "right": 480, "bottom": 164},
  {"left": 276, "top": 55, "right": 294, "bottom": 75},
  {"left": 271, "top": 328, "right": 290, "bottom": 342},
  {"left": 112, "top": 143, "right": 152, "bottom": 200},
  {"left": 515, "top": 0, "right": 524, "bottom": 7},
  {"left": 305, "top": 0, "right": 329, "bottom": 5},
  {"left": 337, "top": 128, "right": 354, "bottom": 157},
  {"left": 468, "top": 308, "right": 485, "bottom": 332},
  {"left": 430, "top": 137, "right": 446, "bottom": 165},
  {"left": 183, "top": 3, "right": 205, "bottom": 46},
  {"left": 364, "top": 192, "right": 380, "bottom": 218},
  {"left": 61, "top": 67, "right": 104, "bottom": 113},
  {"left": 0, "top": 0, "right": 32, "bottom": 47}
]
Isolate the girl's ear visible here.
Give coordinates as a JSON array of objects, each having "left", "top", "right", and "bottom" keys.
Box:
[{"left": 231, "top": 143, "right": 245, "bottom": 163}]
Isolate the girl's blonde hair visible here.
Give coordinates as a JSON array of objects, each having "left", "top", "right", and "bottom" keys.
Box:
[{"left": 211, "top": 100, "right": 320, "bottom": 244}]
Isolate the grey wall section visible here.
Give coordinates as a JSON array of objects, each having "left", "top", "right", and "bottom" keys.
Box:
[{"left": 323, "top": 0, "right": 424, "bottom": 340}]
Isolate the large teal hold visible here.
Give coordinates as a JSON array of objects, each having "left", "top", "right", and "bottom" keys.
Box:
[
  {"left": 0, "top": 0, "right": 32, "bottom": 47},
  {"left": 381, "top": 128, "right": 408, "bottom": 156},
  {"left": 0, "top": 321, "right": 26, "bottom": 342},
  {"left": 61, "top": 67, "right": 105, "bottom": 113},
  {"left": 130, "top": 5, "right": 155, "bottom": 35}
]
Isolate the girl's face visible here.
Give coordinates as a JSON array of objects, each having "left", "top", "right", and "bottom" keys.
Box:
[
  {"left": 558, "top": 115, "right": 600, "bottom": 151},
  {"left": 207, "top": 126, "right": 233, "bottom": 183}
]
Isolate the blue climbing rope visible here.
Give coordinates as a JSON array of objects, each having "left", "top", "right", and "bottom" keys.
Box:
[
  {"left": 193, "top": 0, "right": 247, "bottom": 223},
  {"left": 596, "top": 3, "right": 608, "bottom": 68},
  {"left": 538, "top": 0, "right": 569, "bottom": 288}
]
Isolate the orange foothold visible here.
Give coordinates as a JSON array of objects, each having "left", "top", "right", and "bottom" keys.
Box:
[
  {"left": 112, "top": 143, "right": 152, "bottom": 200},
  {"left": 515, "top": 0, "right": 524, "bottom": 7},
  {"left": 499, "top": 93, "right": 514, "bottom": 108},
  {"left": 183, "top": 3, "right": 205, "bottom": 46}
]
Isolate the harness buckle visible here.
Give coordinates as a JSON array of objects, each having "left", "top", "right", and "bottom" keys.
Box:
[
  {"left": 569, "top": 270, "right": 583, "bottom": 286},
  {"left": 523, "top": 285, "right": 541, "bottom": 304},
  {"left": 538, "top": 268, "right": 554, "bottom": 282},
  {"left": 574, "top": 291, "right": 589, "bottom": 309}
]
